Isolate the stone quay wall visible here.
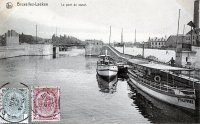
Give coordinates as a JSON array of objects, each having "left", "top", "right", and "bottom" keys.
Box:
[{"left": 0, "top": 44, "right": 53, "bottom": 59}]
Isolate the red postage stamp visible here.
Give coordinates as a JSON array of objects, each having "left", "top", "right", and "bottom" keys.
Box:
[{"left": 31, "top": 87, "right": 60, "bottom": 122}]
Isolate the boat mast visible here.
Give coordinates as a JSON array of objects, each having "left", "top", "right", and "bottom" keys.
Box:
[
  {"left": 121, "top": 28, "right": 125, "bottom": 54},
  {"left": 135, "top": 29, "right": 136, "bottom": 43},
  {"left": 109, "top": 26, "right": 111, "bottom": 45},
  {"left": 121, "top": 28, "right": 123, "bottom": 44},
  {"left": 182, "top": 24, "right": 185, "bottom": 43},
  {"left": 176, "top": 9, "right": 181, "bottom": 51}
]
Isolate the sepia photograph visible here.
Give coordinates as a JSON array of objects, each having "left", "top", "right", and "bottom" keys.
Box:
[{"left": 0, "top": 0, "right": 200, "bottom": 123}]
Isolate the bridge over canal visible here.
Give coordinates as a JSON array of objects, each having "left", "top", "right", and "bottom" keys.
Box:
[
  {"left": 100, "top": 45, "right": 167, "bottom": 65},
  {"left": 53, "top": 43, "right": 85, "bottom": 51}
]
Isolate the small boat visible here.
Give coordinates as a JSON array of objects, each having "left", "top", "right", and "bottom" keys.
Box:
[
  {"left": 96, "top": 53, "right": 118, "bottom": 78},
  {"left": 127, "top": 60, "right": 198, "bottom": 110}
]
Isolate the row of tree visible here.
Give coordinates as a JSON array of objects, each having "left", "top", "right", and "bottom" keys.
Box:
[
  {"left": 19, "top": 33, "right": 83, "bottom": 45},
  {"left": 52, "top": 34, "right": 83, "bottom": 45},
  {"left": 19, "top": 33, "right": 38, "bottom": 44},
  {"left": 19, "top": 33, "right": 50, "bottom": 44}
]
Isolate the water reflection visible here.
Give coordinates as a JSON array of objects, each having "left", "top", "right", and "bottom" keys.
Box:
[
  {"left": 85, "top": 56, "right": 98, "bottom": 70},
  {"left": 118, "top": 70, "right": 128, "bottom": 81},
  {"left": 127, "top": 80, "right": 199, "bottom": 123},
  {"left": 96, "top": 74, "right": 118, "bottom": 94}
]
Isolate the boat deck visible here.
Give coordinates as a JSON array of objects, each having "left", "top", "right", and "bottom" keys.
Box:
[{"left": 128, "top": 69, "right": 195, "bottom": 98}]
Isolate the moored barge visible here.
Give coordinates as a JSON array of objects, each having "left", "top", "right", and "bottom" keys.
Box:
[{"left": 127, "top": 60, "right": 199, "bottom": 110}]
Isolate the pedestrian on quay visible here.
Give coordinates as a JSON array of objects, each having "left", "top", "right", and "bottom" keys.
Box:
[{"left": 168, "top": 57, "right": 175, "bottom": 66}]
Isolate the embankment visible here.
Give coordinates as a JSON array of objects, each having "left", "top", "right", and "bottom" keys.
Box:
[{"left": 0, "top": 44, "right": 53, "bottom": 59}]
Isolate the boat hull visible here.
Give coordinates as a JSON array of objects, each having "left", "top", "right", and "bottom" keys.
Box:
[
  {"left": 128, "top": 73, "right": 196, "bottom": 110},
  {"left": 97, "top": 65, "right": 118, "bottom": 78}
]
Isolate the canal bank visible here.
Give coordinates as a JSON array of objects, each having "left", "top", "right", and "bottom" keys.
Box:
[{"left": 0, "top": 44, "right": 58, "bottom": 59}]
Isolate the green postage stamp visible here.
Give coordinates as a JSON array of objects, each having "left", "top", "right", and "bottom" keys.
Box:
[{"left": 0, "top": 88, "right": 29, "bottom": 123}]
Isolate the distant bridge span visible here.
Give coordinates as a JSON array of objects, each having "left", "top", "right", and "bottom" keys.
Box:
[
  {"left": 53, "top": 43, "right": 85, "bottom": 51},
  {"left": 53, "top": 43, "right": 85, "bottom": 47}
]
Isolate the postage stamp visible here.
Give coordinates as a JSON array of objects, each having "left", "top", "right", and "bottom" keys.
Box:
[
  {"left": 32, "top": 87, "right": 60, "bottom": 122},
  {"left": 0, "top": 88, "right": 29, "bottom": 123}
]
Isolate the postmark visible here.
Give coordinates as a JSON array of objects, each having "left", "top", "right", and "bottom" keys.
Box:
[
  {"left": 32, "top": 87, "right": 60, "bottom": 121},
  {"left": 0, "top": 88, "right": 29, "bottom": 123}
]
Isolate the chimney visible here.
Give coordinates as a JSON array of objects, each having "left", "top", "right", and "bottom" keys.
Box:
[{"left": 194, "top": 0, "right": 199, "bottom": 29}]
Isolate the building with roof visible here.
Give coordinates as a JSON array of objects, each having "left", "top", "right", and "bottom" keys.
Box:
[
  {"left": 0, "top": 30, "right": 19, "bottom": 46},
  {"left": 183, "top": 0, "right": 200, "bottom": 47},
  {"left": 144, "top": 41, "right": 150, "bottom": 48},
  {"left": 5, "top": 30, "right": 19, "bottom": 46},
  {"left": 0, "top": 35, "right": 5, "bottom": 46},
  {"left": 148, "top": 37, "right": 167, "bottom": 49},
  {"left": 175, "top": 0, "right": 200, "bottom": 69},
  {"left": 166, "top": 35, "right": 187, "bottom": 49},
  {"left": 185, "top": 29, "right": 200, "bottom": 46}
]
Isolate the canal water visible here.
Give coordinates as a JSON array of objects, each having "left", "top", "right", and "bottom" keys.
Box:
[{"left": 0, "top": 48, "right": 199, "bottom": 124}]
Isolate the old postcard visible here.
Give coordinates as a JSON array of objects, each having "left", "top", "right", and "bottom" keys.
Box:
[{"left": 0, "top": 0, "right": 200, "bottom": 123}]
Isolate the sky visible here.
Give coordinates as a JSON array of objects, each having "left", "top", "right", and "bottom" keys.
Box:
[{"left": 0, "top": 0, "right": 196, "bottom": 43}]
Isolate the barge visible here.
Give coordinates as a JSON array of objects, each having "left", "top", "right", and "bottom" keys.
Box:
[{"left": 127, "top": 61, "right": 198, "bottom": 110}]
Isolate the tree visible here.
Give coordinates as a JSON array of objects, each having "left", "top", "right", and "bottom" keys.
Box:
[{"left": 52, "top": 34, "right": 56, "bottom": 42}]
